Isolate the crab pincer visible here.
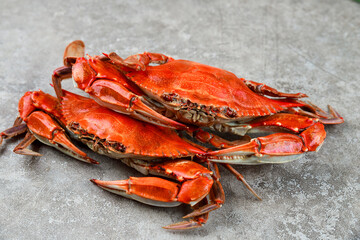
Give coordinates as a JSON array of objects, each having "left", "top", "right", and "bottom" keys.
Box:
[
  {"left": 90, "top": 160, "right": 225, "bottom": 229},
  {"left": 206, "top": 110, "right": 343, "bottom": 164},
  {"left": 0, "top": 90, "right": 97, "bottom": 164}
]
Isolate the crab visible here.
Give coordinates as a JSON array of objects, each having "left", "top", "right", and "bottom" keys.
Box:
[
  {"left": 1, "top": 89, "right": 260, "bottom": 229},
  {"left": 51, "top": 40, "right": 343, "bottom": 165}
]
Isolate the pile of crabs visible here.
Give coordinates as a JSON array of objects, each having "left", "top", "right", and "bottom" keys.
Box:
[{"left": 0, "top": 41, "right": 343, "bottom": 229}]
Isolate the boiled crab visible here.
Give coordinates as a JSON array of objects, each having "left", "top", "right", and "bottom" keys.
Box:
[
  {"left": 1, "top": 89, "right": 245, "bottom": 229},
  {"left": 52, "top": 40, "right": 343, "bottom": 164}
]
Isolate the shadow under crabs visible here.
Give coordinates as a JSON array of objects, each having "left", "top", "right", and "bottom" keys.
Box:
[{"left": 0, "top": 40, "right": 344, "bottom": 229}]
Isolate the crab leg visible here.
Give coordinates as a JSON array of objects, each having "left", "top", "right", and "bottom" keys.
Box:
[
  {"left": 0, "top": 123, "right": 27, "bottom": 145},
  {"left": 13, "top": 116, "right": 23, "bottom": 127},
  {"left": 13, "top": 131, "right": 41, "bottom": 156},
  {"left": 228, "top": 113, "right": 319, "bottom": 136},
  {"left": 0, "top": 111, "right": 97, "bottom": 163},
  {"left": 163, "top": 196, "right": 211, "bottom": 229},
  {"left": 293, "top": 102, "right": 344, "bottom": 124},
  {"left": 187, "top": 130, "right": 260, "bottom": 199},
  {"left": 221, "top": 163, "right": 262, "bottom": 200},
  {"left": 243, "top": 79, "right": 307, "bottom": 98},
  {"left": 109, "top": 52, "right": 174, "bottom": 71},
  {"left": 52, "top": 66, "right": 72, "bottom": 99},
  {"left": 226, "top": 102, "right": 343, "bottom": 137},
  {"left": 84, "top": 56, "right": 187, "bottom": 129}
]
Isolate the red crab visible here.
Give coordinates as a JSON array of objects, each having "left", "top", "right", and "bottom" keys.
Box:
[
  {"left": 52, "top": 40, "right": 343, "bottom": 164},
  {"left": 1, "top": 90, "right": 252, "bottom": 229}
]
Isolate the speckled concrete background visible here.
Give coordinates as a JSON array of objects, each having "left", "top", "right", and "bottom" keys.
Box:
[{"left": 0, "top": 0, "right": 359, "bottom": 239}]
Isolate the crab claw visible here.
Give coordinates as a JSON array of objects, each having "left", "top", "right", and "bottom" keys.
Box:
[
  {"left": 24, "top": 111, "right": 98, "bottom": 164},
  {"left": 1, "top": 90, "right": 98, "bottom": 164},
  {"left": 82, "top": 73, "right": 188, "bottom": 130},
  {"left": 91, "top": 159, "right": 228, "bottom": 229},
  {"left": 91, "top": 177, "right": 216, "bottom": 230},
  {"left": 207, "top": 123, "right": 326, "bottom": 165},
  {"left": 90, "top": 177, "right": 182, "bottom": 207},
  {"left": 91, "top": 174, "right": 214, "bottom": 206}
]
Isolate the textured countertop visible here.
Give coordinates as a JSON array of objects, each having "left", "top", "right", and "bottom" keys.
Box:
[{"left": 0, "top": 0, "right": 359, "bottom": 239}]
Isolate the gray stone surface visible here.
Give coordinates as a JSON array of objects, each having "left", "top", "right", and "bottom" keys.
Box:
[{"left": 0, "top": 0, "right": 359, "bottom": 239}]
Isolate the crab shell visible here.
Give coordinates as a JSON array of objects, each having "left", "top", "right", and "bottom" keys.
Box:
[
  {"left": 60, "top": 90, "right": 206, "bottom": 160},
  {"left": 123, "top": 60, "right": 304, "bottom": 126}
]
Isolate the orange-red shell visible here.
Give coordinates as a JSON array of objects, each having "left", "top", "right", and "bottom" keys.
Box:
[
  {"left": 126, "top": 60, "right": 303, "bottom": 117},
  {"left": 61, "top": 91, "right": 205, "bottom": 158}
]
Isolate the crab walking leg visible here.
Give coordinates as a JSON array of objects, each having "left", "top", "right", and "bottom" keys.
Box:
[
  {"left": 201, "top": 148, "right": 261, "bottom": 200},
  {"left": 228, "top": 109, "right": 343, "bottom": 137},
  {"left": 109, "top": 51, "right": 174, "bottom": 71},
  {"left": 52, "top": 66, "right": 73, "bottom": 99},
  {"left": 53, "top": 40, "right": 85, "bottom": 98},
  {"left": 13, "top": 116, "right": 23, "bottom": 127},
  {"left": 221, "top": 163, "right": 262, "bottom": 201},
  {"left": 13, "top": 131, "right": 41, "bottom": 156},
  {"left": 229, "top": 113, "right": 319, "bottom": 136},
  {"left": 207, "top": 122, "right": 326, "bottom": 164},
  {"left": 0, "top": 123, "right": 27, "bottom": 145},
  {"left": 292, "top": 103, "right": 344, "bottom": 125},
  {"left": 163, "top": 196, "right": 211, "bottom": 229},
  {"left": 243, "top": 79, "right": 307, "bottom": 98}
]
